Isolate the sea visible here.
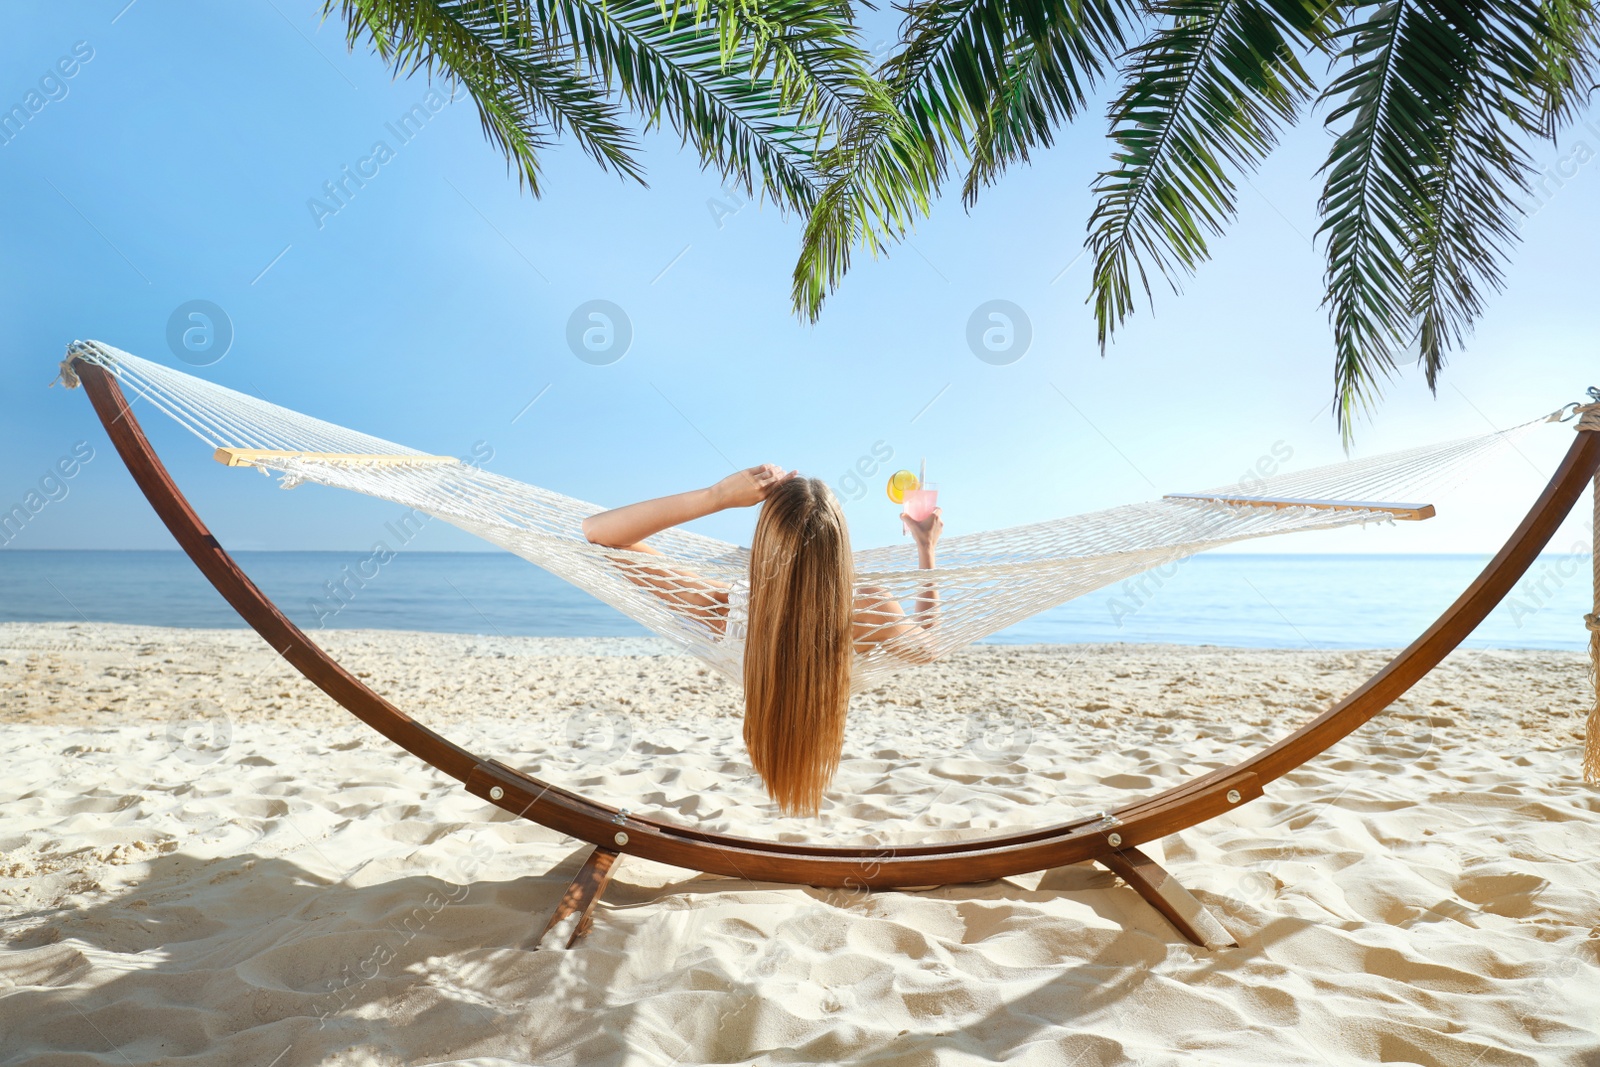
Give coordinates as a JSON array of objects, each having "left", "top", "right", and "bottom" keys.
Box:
[{"left": 0, "top": 550, "right": 1590, "bottom": 652}]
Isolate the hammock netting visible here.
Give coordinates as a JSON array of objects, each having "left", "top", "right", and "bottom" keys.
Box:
[{"left": 64, "top": 341, "right": 1550, "bottom": 692}]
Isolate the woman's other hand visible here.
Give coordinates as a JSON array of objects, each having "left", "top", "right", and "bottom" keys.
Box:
[{"left": 710, "top": 464, "right": 795, "bottom": 509}]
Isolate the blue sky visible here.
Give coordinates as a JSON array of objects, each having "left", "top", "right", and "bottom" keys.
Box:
[{"left": 3, "top": 0, "right": 1597, "bottom": 559}]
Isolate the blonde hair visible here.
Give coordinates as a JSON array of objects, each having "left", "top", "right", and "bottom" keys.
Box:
[{"left": 742, "top": 477, "right": 854, "bottom": 816}]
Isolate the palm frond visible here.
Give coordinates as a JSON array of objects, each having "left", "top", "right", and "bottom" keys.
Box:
[
  {"left": 1408, "top": 3, "right": 1555, "bottom": 393},
  {"left": 1316, "top": 0, "right": 1591, "bottom": 438},
  {"left": 1531, "top": 0, "right": 1600, "bottom": 134},
  {"left": 334, "top": 0, "right": 875, "bottom": 212},
  {"left": 960, "top": 36, "right": 1054, "bottom": 204},
  {"left": 793, "top": 76, "right": 935, "bottom": 314},
  {"left": 888, "top": 0, "right": 1135, "bottom": 158},
  {"left": 331, "top": 0, "right": 643, "bottom": 194},
  {"left": 791, "top": 0, "right": 1138, "bottom": 318},
  {"left": 540, "top": 0, "right": 874, "bottom": 212},
  {"left": 1087, "top": 0, "right": 1328, "bottom": 350},
  {"left": 1316, "top": 1, "right": 1428, "bottom": 436}
]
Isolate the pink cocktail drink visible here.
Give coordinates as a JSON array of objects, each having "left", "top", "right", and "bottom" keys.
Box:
[{"left": 902, "top": 486, "right": 938, "bottom": 532}]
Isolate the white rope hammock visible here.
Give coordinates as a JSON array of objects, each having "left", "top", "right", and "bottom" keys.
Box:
[{"left": 63, "top": 340, "right": 1551, "bottom": 692}]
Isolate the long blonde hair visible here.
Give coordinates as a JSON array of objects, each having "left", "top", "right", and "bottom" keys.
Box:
[{"left": 742, "top": 476, "right": 854, "bottom": 816}]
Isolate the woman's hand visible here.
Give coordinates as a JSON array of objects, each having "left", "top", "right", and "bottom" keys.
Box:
[
  {"left": 709, "top": 464, "right": 795, "bottom": 509},
  {"left": 902, "top": 507, "right": 942, "bottom": 559}
]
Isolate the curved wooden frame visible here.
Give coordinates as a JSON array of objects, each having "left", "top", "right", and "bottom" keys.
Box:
[{"left": 71, "top": 359, "right": 1600, "bottom": 947}]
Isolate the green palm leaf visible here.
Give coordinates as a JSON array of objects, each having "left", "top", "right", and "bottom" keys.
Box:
[
  {"left": 331, "top": 0, "right": 642, "bottom": 194},
  {"left": 1316, "top": 1, "right": 1432, "bottom": 435},
  {"left": 1087, "top": 0, "right": 1327, "bottom": 349},
  {"left": 1316, "top": 0, "right": 1592, "bottom": 437},
  {"left": 960, "top": 36, "right": 1056, "bottom": 206},
  {"left": 1405, "top": 4, "right": 1553, "bottom": 393},
  {"left": 791, "top": 71, "right": 937, "bottom": 317},
  {"left": 791, "top": 0, "right": 1138, "bottom": 319},
  {"left": 541, "top": 0, "right": 874, "bottom": 210},
  {"left": 1531, "top": 0, "right": 1600, "bottom": 133},
  {"left": 334, "top": 0, "right": 875, "bottom": 210}
]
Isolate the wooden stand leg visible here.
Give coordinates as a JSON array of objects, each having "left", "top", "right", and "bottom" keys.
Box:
[
  {"left": 537, "top": 846, "right": 620, "bottom": 949},
  {"left": 1099, "top": 846, "right": 1236, "bottom": 950}
]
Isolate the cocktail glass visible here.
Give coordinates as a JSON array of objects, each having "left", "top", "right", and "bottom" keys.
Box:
[{"left": 902, "top": 485, "right": 938, "bottom": 533}]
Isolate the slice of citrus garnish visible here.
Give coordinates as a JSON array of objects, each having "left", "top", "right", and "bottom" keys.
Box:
[{"left": 886, "top": 469, "right": 920, "bottom": 504}]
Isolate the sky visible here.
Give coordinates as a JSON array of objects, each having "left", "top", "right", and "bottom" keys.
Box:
[{"left": 2, "top": 0, "right": 1597, "bottom": 561}]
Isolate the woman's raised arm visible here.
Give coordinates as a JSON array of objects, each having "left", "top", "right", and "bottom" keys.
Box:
[
  {"left": 582, "top": 463, "right": 795, "bottom": 551},
  {"left": 854, "top": 507, "right": 942, "bottom": 660},
  {"left": 581, "top": 464, "right": 795, "bottom": 637}
]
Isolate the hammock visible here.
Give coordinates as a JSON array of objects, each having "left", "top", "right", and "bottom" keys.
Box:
[
  {"left": 58, "top": 342, "right": 1600, "bottom": 951},
  {"left": 61, "top": 341, "right": 1543, "bottom": 691}
]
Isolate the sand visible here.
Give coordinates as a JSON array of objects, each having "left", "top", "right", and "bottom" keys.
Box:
[{"left": 1, "top": 622, "right": 1597, "bottom": 1066}]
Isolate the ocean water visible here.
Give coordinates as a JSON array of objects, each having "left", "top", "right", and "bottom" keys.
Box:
[{"left": 0, "top": 549, "right": 1590, "bottom": 651}]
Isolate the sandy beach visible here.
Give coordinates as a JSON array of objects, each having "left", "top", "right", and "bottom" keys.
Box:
[{"left": 2, "top": 621, "right": 1597, "bottom": 1065}]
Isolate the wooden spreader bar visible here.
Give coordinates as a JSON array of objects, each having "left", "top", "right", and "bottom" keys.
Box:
[
  {"left": 69, "top": 353, "right": 1600, "bottom": 952},
  {"left": 1164, "top": 493, "right": 1436, "bottom": 521},
  {"left": 215, "top": 447, "right": 456, "bottom": 468}
]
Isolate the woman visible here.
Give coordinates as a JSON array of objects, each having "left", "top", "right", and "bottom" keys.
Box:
[{"left": 582, "top": 464, "right": 942, "bottom": 816}]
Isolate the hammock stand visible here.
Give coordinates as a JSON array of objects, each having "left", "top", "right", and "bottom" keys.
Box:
[{"left": 69, "top": 357, "right": 1600, "bottom": 951}]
